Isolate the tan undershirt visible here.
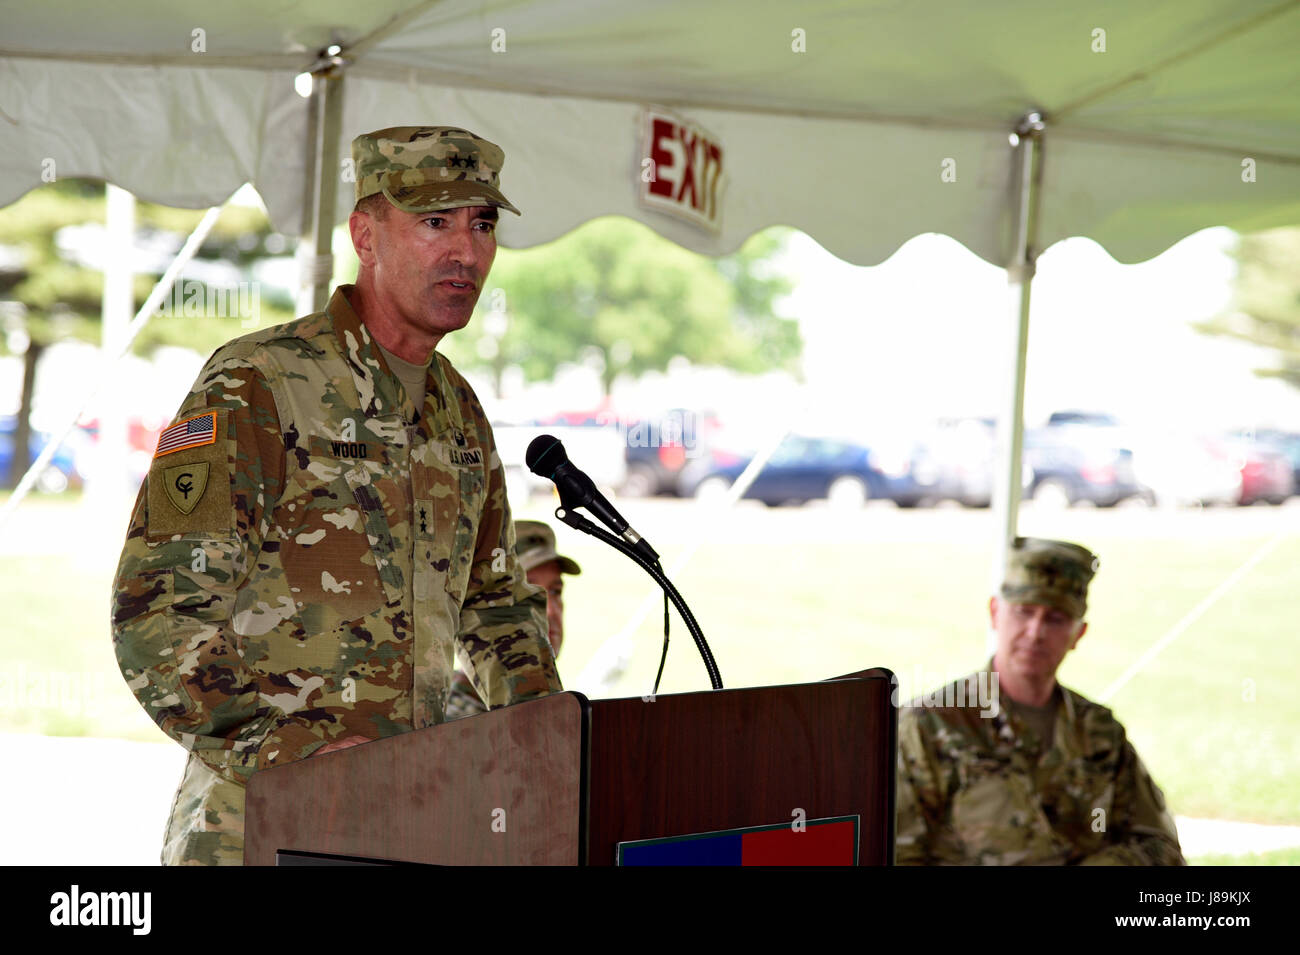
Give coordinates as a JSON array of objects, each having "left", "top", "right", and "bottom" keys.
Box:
[
  {"left": 1005, "top": 687, "right": 1061, "bottom": 757},
  {"left": 375, "top": 341, "right": 432, "bottom": 414}
]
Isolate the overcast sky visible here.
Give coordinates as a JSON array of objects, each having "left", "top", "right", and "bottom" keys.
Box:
[{"left": 789, "top": 226, "right": 1300, "bottom": 434}]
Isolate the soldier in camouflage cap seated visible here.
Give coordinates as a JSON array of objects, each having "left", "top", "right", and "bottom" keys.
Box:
[
  {"left": 446, "top": 520, "right": 580, "bottom": 720},
  {"left": 895, "top": 537, "right": 1185, "bottom": 865},
  {"left": 112, "top": 125, "right": 559, "bottom": 865}
]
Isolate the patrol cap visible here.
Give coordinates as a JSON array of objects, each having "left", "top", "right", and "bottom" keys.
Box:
[
  {"left": 515, "top": 520, "right": 581, "bottom": 575},
  {"left": 1001, "top": 536, "right": 1099, "bottom": 620},
  {"left": 352, "top": 125, "right": 521, "bottom": 215}
]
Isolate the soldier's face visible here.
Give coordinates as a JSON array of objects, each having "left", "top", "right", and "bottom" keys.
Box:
[
  {"left": 354, "top": 204, "right": 497, "bottom": 337},
  {"left": 990, "top": 596, "right": 1086, "bottom": 684},
  {"left": 526, "top": 560, "right": 565, "bottom": 658}
]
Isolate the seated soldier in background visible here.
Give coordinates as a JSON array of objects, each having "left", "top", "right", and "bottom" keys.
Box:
[
  {"left": 895, "top": 537, "right": 1185, "bottom": 865},
  {"left": 445, "top": 519, "right": 579, "bottom": 720}
]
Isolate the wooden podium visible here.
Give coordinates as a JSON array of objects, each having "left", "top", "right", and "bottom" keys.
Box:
[{"left": 244, "top": 667, "right": 895, "bottom": 866}]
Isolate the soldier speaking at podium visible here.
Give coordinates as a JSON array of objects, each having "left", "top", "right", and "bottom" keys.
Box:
[{"left": 110, "top": 126, "right": 561, "bottom": 865}]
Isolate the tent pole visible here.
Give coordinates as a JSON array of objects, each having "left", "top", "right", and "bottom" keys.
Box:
[
  {"left": 990, "top": 112, "right": 1045, "bottom": 650},
  {"left": 298, "top": 58, "right": 346, "bottom": 315}
]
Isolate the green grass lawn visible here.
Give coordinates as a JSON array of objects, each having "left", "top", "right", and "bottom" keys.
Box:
[
  {"left": 4, "top": 492, "right": 1298, "bottom": 825},
  {"left": 1190, "top": 846, "right": 1300, "bottom": 866}
]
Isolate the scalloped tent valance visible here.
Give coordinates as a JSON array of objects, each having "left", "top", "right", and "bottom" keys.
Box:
[{"left": 3, "top": 0, "right": 1298, "bottom": 266}]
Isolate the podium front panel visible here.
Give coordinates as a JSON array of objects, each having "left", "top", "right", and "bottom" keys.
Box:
[
  {"left": 245, "top": 692, "right": 586, "bottom": 865},
  {"left": 585, "top": 675, "right": 893, "bottom": 865}
]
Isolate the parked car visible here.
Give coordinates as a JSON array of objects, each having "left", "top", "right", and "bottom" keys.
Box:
[
  {"left": 1221, "top": 434, "right": 1294, "bottom": 505},
  {"left": 0, "top": 415, "right": 85, "bottom": 493},
  {"left": 1023, "top": 424, "right": 1144, "bottom": 507},
  {"left": 861, "top": 433, "right": 951, "bottom": 507},
  {"left": 1046, "top": 410, "right": 1120, "bottom": 428},
  {"left": 619, "top": 409, "right": 720, "bottom": 497},
  {"left": 1129, "top": 431, "right": 1241, "bottom": 507},
  {"left": 685, "top": 434, "right": 888, "bottom": 508},
  {"left": 492, "top": 419, "right": 627, "bottom": 503},
  {"left": 920, "top": 417, "right": 998, "bottom": 507},
  {"left": 1235, "top": 429, "right": 1300, "bottom": 499},
  {"left": 77, "top": 415, "right": 168, "bottom": 485}
]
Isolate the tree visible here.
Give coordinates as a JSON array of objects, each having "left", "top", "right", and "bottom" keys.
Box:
[
  {"left": 0, "top": 179, "right": 297, "bottom": 487},
  {"left": 1193, "top": 227, "right": 1300, "bottom": 390},
  {"left": 438, "top": 216, "right": 801, "bottom": 397}
]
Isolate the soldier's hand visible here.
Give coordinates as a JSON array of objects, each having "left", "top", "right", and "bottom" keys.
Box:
[{"left": 313, "top": 735, "right": 370, "bottom": 756}]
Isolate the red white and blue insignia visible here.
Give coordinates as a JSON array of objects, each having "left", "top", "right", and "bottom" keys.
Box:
[{"left": 154, "top": 411, "right": 218, "bottom": 458}]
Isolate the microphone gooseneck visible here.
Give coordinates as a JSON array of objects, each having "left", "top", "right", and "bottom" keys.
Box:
[
  {"left": 554, "top": 506, "right": 722, "bottom": 692},
  {"left": 525, "top": 433, "right": 721, "bottom": 691}
]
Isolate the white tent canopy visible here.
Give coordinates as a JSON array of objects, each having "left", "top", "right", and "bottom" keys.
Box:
[
  {"left": 4, "top": 0, "right": 1300, "bottom": 590},
  {"left": 4, "top": 0, "right": 1299, "bottom": 265}
]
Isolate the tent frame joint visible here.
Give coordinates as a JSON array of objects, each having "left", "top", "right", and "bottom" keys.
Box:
[
  {"left": 1014, "top": 109, "right": 1048, "bottom": 138},
  {"left": 305, "top": 38, "right": 353, "bottom": 76}
]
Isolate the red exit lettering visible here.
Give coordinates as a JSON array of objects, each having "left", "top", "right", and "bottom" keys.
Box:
[{"left": 642, "top": 111, "right": 723, "bottom": 229}]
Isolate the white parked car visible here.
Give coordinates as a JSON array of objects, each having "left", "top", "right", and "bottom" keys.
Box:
[{"left": 492, "top": 422, "right": 628, "bottom": 505}]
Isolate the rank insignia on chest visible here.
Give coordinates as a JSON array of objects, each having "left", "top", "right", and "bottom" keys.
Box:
[{"left": 415, "top": 498, "right": 436, "bottom": 540}]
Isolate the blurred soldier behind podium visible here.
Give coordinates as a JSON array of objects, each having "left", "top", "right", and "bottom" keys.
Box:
[{"left": 445, "top": 519, "right": 580, "bottom": 720}]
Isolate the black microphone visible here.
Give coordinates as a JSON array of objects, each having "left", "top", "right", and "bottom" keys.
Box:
[{"left": 526, "top": 434, "right": 659, "bottom": 563}]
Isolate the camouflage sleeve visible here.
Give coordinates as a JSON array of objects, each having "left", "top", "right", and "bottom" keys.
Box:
[
  {"left": 895, "top": 709, "right": 941, "bottom": 865},
  {"left": 111, "top": 351, "right": 322, "bottom": 783},
  {"left": 1076, "top": 735, "right": 1186, "bottom": 866},
  {"left": 455, "top": 421, "right": 561, "bottom": 709}
]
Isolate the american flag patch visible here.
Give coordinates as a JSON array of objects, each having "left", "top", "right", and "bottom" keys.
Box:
[{"left": 154, "top": 411, "right": 218, "bottom": 458}]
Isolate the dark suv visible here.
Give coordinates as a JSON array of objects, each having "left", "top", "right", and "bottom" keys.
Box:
[
  {"left": 1024, "top": 424, "right": 1143, "bottom": 507},
  {"left": 619, "top": 409, "right": 719, "bottom": 497}
]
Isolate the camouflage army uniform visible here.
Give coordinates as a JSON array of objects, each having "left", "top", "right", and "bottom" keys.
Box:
[
  {"left": 112, "top": 284, "right": 559, "bottom": 865},
  {"left": 895, "top": 665, "right": 1185, "bottom": 866},
  {"left": 445, "top": 519, "right": 580, "bottom": 721}
]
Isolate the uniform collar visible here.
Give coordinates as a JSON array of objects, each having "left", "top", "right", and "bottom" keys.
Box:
[
  {"left": 980, "top": 656, "right": 1068, "bottom": 755},
  {"left": 325, "top": 285, "right": 455, "bottom": 435},
  {"left": 981, "top": 655, "right": 1074, "bottom": 717}
]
